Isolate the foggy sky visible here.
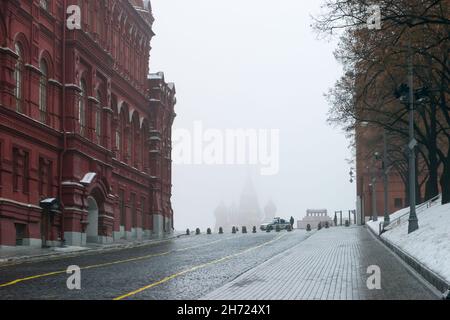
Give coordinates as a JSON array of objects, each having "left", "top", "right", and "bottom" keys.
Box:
[{"left": 150, "top": 0, "right": 356, "bottom": 230}]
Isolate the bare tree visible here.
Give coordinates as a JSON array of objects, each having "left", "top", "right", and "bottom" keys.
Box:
[{"left": 315, "top": 0, "right": 450, "bottom": 203}]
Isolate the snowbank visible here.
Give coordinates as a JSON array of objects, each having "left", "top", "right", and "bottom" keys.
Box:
[
  {"left": 366, "top": 206, "right": 410, "bottom": 234},
  {"left": 368, "top": 201, "right": 450, "bottom": 283}
]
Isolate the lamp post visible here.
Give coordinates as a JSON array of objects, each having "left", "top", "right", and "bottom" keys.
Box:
[
  {"left": 395, "top": 37, "right": 419, "bottom": 234},
  {"left": 369, "top": 178, "right": 377, "bottom": 222},
  {"left": 407, "top": 39, "right": 419, "bottom": 234},
  {"left": 370, "top": 153, "right": 379, "bottom": 222},
  {"left": 382, "top": 129, "right": 390, "bottom": 226}
]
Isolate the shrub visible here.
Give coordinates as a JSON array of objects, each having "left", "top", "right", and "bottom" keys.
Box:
[
  {"left": 196, "top": 228, "right": 201, "bottom": 235},
  {"left": 207, "top": 228, "right": 212, "bottom": 234}
]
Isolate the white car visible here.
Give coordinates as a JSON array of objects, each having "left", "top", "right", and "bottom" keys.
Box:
[{"left": 260, "top": 217, "right": 291, "bottom": 231}]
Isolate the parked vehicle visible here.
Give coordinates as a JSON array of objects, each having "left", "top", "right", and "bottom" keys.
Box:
[{"left": 260, "top": 217, "right": 291, "bottom": 231}]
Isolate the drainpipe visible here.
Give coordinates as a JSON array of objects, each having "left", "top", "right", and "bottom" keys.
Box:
[{"left": 58, "top": 0, "right": 68, "bottom": 246}]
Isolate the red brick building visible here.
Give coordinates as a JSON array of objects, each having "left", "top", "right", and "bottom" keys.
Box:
[
  {"left": 0, "top": 0, "right": 176, "bottom": 247},
  {"left": 355, "top": 125, "right": 407, "bottom": 223}
]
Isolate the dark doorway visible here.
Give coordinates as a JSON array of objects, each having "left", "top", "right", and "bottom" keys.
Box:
[{"left": 15, "top": 223, "right": 26, "bottom": 246}]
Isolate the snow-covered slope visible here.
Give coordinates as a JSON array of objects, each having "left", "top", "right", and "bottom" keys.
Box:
[{"left": 367, "top": 201, "right": 450, "bottom": 283}]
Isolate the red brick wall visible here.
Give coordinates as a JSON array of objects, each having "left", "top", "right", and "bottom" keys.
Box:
[
  {"left": 0, "top": 0, "right": 175, "bottom": 246},
  {"left": 356, "top": 125, "right": 426, "bottom": 219}
]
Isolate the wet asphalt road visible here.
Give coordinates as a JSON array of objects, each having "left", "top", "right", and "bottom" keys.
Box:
[{"left": 0, "top": 230, "right": 309, "bottom": 300}]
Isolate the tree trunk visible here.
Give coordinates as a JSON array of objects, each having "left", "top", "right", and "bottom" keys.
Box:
[
  {"left": 424, "top": 101, "right": 440, "bottom": 201},
  {"left": 425, "top": 153, "right": 439, "bottom": 201},
  {"left": 415, "top": 158, "right": 422, "bottom": 204},
  {"left": 404, "top": 174, "right": 410, "bottom": 207},
  {"left": 440, "top": 158, "right": 450, "bottom": 204}
]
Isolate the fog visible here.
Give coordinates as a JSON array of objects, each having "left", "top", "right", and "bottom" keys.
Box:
[{"left": 150, "top": 0, "right": 356, "bottom": 231}]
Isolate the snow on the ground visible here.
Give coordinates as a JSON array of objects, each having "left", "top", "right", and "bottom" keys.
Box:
[
  {"left": 368, "top": 200, "right": 450, "bottom": 283},
  {"left": 367, "top": 206, "right": 410, "bottom": 234},
  {"left": 53, "top": 246, "right": 88, "bottom": 253}
]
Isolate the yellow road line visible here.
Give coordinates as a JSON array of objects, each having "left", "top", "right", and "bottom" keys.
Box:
[
  {"left": 0, "top": 235, "right": 244, "bottom": 288},
  {"left": 113, "top": 234, "right": 286, "bottom": 300},
  {"left": 0, "top": 237, "right": 184, "bottom": 269}
]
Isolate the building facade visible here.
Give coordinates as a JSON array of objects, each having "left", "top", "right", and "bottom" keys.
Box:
[
  {"left": 213, "top": 177, "right": 263, "bottom": 232},
  {"left": 355, "top": 124, "right": 414, "bottom": 223},
  {"left": 0, "top": 0, "right": 176, "bottom": 247},
  {"left": 297, "top": 209, "right": 333, "bottom": 230}
]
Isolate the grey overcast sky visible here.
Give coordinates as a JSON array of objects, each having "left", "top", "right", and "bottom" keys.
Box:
[{"left": 150, "top": 0, "right": 356, "bottom": 230}]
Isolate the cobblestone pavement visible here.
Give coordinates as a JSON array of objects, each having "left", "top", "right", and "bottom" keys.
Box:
[
  {"left": 0, "top": 233, "right": 183, "bottom": 264},
  {"left": 0, "top": 230, "right": 310, "bottom": 300},
  {"left": 203, "top": 226, "right": 440, "bottom": 300}
]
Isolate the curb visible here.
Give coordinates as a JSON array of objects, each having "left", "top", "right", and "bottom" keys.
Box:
[
  {"left": 0, "top": 233, "right": 186, "bottom": 267},
  {"left": 366, "top": 225, "right": 450, "bottom": 296}
]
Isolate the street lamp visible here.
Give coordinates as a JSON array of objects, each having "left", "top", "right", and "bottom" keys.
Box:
[
  {"left": 382, "top": 130, "right": 391, "bottom": 226},
  {"left": 366, "top": 162, "right": 377, "bottom": 223},
  {"left": 367, "top": 134, "right": 392, "bottom": 226},
  {"left": 371, "top": 153, "right": 380, "bottom": 222},
  {"left": 349, "top": 168, "right": 355, "bottom": 184},
  {"left": 394, "top": 38, "right": 419, "bottom": 233},
  {"left": 406, "top": 38, "right": 419, "bottom": 234},
  {"left": 369, "top": 179, "right": 377, "bottom": 222}
]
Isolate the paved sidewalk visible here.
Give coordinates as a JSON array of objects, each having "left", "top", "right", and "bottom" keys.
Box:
[
  {"left": 0, "top": 232, "right": 184, "bottom": 265},
  {"left": 203, "top": 226, "right": 440, "bottom": 300}
]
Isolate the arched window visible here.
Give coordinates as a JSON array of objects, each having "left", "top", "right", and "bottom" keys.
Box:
[
  {"left": 130, "top": 115, "right": 140, "bottom": 167},
  {"left": 141, "top": 124, "right": 148, "bottom": 172},
  {"left": 128, "top": 125, "right": 133, "bottom": 162},
  {"left": 95, "top": 90, "right": 102, "bottom": 144},
  {"left": 115, "top": 110, "right": 121, "bottom": 156},
  {"left": 116, "top": 126, "right": 121, "bottom": 154},
  {"left": 14, "top": 43, "right": 24, "bottom": 113},
  {"left": 136, "top": 130, "right": 141, "bottom": 168},
  {"left": 39, "top": 59, "right": 48, "bottom": 123},
  {"left": 118, "top": 108, "right": 127, "bottom": 160},
  {"left": 79, "top": 80, "right": 87, "bottom": 136}
]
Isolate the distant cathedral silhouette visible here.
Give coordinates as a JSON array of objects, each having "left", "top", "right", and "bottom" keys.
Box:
[{"left": 214, "top": 177, "right": 276, "bottom": 231}]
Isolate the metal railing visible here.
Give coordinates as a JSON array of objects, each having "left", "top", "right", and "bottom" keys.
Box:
[{"left": 382, "top": 194, "right": 442, "bottom": 234}]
